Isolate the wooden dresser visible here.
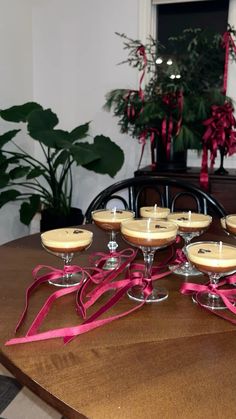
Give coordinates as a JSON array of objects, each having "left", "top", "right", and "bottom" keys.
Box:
[{"left": 134, "top": 166, "right": 236, "bottom": 214}]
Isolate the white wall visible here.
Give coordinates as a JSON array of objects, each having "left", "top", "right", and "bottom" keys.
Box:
[
  {"left": 0, "top": 0, "right": 33, "bottom": 243},
  {"left": 0, "top": 0, "right": 236, "bottom": 244}
]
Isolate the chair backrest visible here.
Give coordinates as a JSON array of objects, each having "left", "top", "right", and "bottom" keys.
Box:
[{"left": 84, "top": 176, "right": 227, "bottom": 223}]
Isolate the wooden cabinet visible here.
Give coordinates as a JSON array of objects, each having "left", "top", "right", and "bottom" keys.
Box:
[{"left": 134, "top": 166, "right": 236, "bottom": 214}]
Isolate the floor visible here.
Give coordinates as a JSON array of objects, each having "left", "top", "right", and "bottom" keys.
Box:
[{"left": 0, "top": 363, "right": 64, "bottom": 419}]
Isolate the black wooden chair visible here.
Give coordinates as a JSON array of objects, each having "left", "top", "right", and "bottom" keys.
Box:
[{"left": 84, "top": 176, "right": 227, "bottom": 223}]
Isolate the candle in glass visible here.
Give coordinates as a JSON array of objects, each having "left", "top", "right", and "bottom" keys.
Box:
[
  {"left": 41, "top": 228, "right": 93, "bottom": 286},
  {"left": 121, "top": 218, "right": 178, "bottom": 303},
  {"left": 167, "top": 211, "right": 212, "bottom": 276},
  {"left": 92, "top": 208, "right": 134, "bottom": 269},
  {"left": 140, "top": 204, "right": 170, "bottom": 220},
  {"left": 186, "top": 240, "right": 236, "bottom": 309},
  {"left": 225, "top": 214, "right": 236, "bottom": 235}
]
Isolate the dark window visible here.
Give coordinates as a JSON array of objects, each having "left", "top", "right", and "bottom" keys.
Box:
[{"left": 157, "top": 0, "right": 229, "bottom": 45}]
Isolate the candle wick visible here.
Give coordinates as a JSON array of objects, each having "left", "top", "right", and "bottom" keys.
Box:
[{"left": 219, "top": 241, "right": 223, "bottom": 255}]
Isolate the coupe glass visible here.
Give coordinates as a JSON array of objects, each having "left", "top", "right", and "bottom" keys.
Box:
[
  {"left": 140, "top": 205, "right": 170, "bottom": 220},
  {"left": 41, "top": 227, "right": 93, "bottom": 287},
  {"left": 221, "top": 214, "right": 236, "bottom": 238},
  {"left": 186, "top": 241, "right": 236, "bottom": 310},
  {"left": 168, "top": 212, "right": 212, "bottom": 276},
  {"left": 121, "top": 219, "right": 178, "bottom": 303},
  {"left": 92, "top": 208, "right": 134, "bottom": 270}
]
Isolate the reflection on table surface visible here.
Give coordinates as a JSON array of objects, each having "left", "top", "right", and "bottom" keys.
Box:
[{"left": 1, "top": 219, "right": 236, "bottom": 419}]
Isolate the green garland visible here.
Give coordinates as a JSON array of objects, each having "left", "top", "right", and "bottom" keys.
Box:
[{"left": 104, "top": 26, "right": 236, "bottom": 152}]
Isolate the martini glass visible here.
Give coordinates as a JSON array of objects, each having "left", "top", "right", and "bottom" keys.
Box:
[
  {"left": 168, "top": 212, "right": 212, "bottom": 276},
  {"left": 186, "top": 241, "right": 236, "bottom": 309},
  {"left": 121, "top": 219, "right": 178, "bottom": 303},
  {"left": 92, "top": 208, "right": 134, "bottom": 270},
  {"left": 221, "top": 214, "right": 236, "bottom": 238},
  {"left": 41, "top": 227, "right": 93, "bottom": 287}
]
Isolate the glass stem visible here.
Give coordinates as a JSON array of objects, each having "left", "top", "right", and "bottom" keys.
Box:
[
  {"left": 108, "top": 230, "right": 118, "bottom": 254},
  {"left": 63, "top": 253, "right": 73, "bottom": 282},
  {"left": 142, "top": 248, "right": 155, "bottom": 280}
]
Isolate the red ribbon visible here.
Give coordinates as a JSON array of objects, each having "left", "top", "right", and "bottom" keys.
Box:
[
  {"left": 200, "top": 101, "right": 236, "bottom": 190},
  {"left": 5, "top": 244, "right": 180, "bottom": 346},
  {"left": 180, "top": 274, "right": 236, "bottom": 324},
  {"left": 160, "top": 91, "right": 184, "bottom": 161},
  {"left": 222, "top": 31, "right": 236, "bottom": 94}
]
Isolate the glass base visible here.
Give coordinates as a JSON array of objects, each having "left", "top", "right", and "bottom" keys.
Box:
[
  {"left": 48, "top": 272, "right": 85, "bottom": 287},
  {"left": 102, "top": 256, "right": 119, "bottom": 270},
  {"left": 192, "top": 292, "right": 227, "bottom": 310},
  {"left": 170, "top": 262, "right": 201, "bottom": 277},
  {"left": 127, "top": 285, "right": 168, "bottom": 303}
]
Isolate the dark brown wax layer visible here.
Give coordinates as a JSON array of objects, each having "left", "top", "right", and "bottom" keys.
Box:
[
  {"left": 94, "top": 220, "right": 120, "bottom": 231},
  {"left": 44, "top": 244, "right": 88, "bottom": 253},
  {"left": 122, "top": 234, "right": 176, "bottom": 247},
  {"left": 179, "top": 226, "right": 208, "bottom": 233},
  {"left": 191, "top": 261, "right": 236, "bottom": 274},
  {"left": 226, "top": 224, "right": 236, "bottom": 234}
]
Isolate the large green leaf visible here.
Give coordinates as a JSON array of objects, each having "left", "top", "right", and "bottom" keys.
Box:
[
  {"left": 82, "top": 135, "right": 124, "bottom": 177},
  {"left": 0, "top": 102, "right": 42, "bottom": 122},
  {"left": 0, "top": 130, "right": 21, "bottom": 148},
  {"left": 9, "top": 166, "right": 31, "bottom": 180},
  {"left": 26, "top": 167, "right": 45, "bottom": 179},
  {"left": 69, "top": 122, "right": 90, "bottom": 142},
  {"left": 70, "top": 142, "right": 100, "bottom": 165},
  {"left": 0, "top": 174, "right": 10, "bottom": 188},
  {"left": 0, "top": 189, "right": 21, "bottom": 207},
  {"left": 28, "top": 129, "right": 70, "bottom": 149},
  {"left": 27, "top": 108, "right": 59, "bottom": 133},
  {"left": 20, "top": 195, "right": 41, "bottom": 225},
  {"left": 53, "top": 150, "right": 70, "bottom": 168}
]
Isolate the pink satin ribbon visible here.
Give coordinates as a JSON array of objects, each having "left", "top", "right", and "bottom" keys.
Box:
[
  {"left": 5, "top": 245, "right": 180, "bottom": 346},
  {"left": 180, "top": 274, "right": 236, "bottom": 324}
]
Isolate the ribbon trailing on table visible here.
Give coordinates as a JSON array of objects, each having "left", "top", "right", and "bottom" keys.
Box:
[
  {"left": 180, "top": 274, "right": 236, "bottom": 324},
  {"left": 5, "top": 245, "right": 178, "bottom": 346}
]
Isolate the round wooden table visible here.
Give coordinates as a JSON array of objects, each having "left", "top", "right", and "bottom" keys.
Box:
[{"left": 1, "top": 222, "right": 236, "bottom": 419}]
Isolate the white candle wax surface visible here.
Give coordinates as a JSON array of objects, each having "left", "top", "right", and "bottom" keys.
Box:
[
  {"left": 140, "top": 206, "right": 170, "bottom": 219},
  {"left": 167, "top": 212, "right": 212, "bottom": 229},
  {"left": 41, "top": 228, "right": 93, "bottom": 250},
  {"left": 187, "top": 241, "right": 236, "bottom": 270}
]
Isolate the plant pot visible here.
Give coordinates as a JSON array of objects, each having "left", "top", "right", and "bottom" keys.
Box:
[
  {"left": 40, "top": 207, "right": 84, "bottom": 232},
  {"left": 154, "top": 137, "right": 187, "bottom": 172}
]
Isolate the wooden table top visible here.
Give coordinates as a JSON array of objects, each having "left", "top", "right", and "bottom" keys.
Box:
[{"left": 1, "top": 222, "right": 236, "bottom": 419}]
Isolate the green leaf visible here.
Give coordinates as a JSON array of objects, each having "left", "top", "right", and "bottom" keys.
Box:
[
  {"left": 9, "top": 166, "right": 31, "bottom": 180},
  {"left": 0, "top": 102, "right": 42, "bottom": 122},
  {"left": 26, "top": 167, "right": 45, "bottom": 179},
  {"left": 69, "top": 122, "right": 90, "bottom": 142},
  {"left": 20, "top": 195, "right": 41, "bottom": 225},
  {"left": 0, "top": 130, "right": 21, "bottom": 148},
  {"left": 70, "top": 142, "right": 100, "bottom": 165},
  {"left": 0, "top": 189, "right": 21, "bottom": 208},
  {"left": 83, "top": 135, "right": 124, "bottom": 177},
  {"left": 28, "top": 129, "right": 70, "bottom": 149},
  {"left": 0, "top": 174, "right": 10, "bottom": 188},
  {"left": 27, "top": 108, "right": 59, "bottom": 133},
  {"left": 53, "top": 150, "right": 70, "bottom": 167}
]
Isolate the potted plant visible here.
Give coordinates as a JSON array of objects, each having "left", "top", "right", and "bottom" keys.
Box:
[
  {"left": 0, "top": 102, "right": 124, "bottom": 231},
  {"left": 104, "top": 27, "right": 236, "bottom": 175}
]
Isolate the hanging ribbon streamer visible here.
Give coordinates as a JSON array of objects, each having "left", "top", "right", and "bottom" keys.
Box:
[
  {"left": 200, "top": 101, "right": 236, "bottom": 190},
  {"left": 160, "top": 91, "right": 184, "bottom": 162},
  {"left": 222, "top": 30, "right": 236, "bottom": 95},
  {"left": 200, "top": 29, "right": 236, "bottom": 190}
]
